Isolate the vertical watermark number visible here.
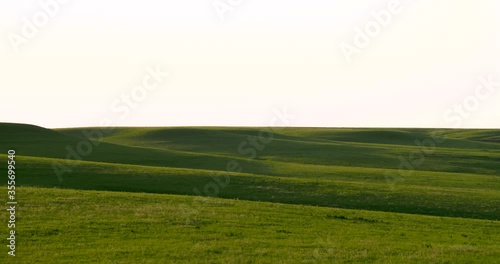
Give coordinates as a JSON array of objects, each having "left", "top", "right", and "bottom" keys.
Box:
[{"left": 7, "top": 150, "right": 16, "bottom": 257}]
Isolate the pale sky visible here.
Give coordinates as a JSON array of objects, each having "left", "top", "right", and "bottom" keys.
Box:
[{"left": 1, "top": 0, "right": 499, "bottom": 128}]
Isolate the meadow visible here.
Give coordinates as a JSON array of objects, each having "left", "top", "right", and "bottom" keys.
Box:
[{"left": 0, "top": 123, "right": 499, "bottom": 263}]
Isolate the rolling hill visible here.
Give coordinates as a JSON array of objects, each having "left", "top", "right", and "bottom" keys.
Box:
[{"left": 0, "top": 123, "right": 499, "bottom": 263}]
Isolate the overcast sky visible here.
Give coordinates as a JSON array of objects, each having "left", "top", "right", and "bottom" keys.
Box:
[{"left": 1, "top": 0, "right": 499, "bottom": 128}]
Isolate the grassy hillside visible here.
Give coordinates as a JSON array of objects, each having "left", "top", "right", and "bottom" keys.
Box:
[
  {"left": 1, "top": 187, "right": 498, "bottom": 263},
  {"left": 5, "top": 155, "right": 499, "bottom": 220},
  {"left": 0, "top": 123, "right": 499, "bottom": 219},
  {"left": 0, "top": 123, "right": 499, "bottom": 262},
  {"left": 59, "top": 126, "right": 500, "bottom": 175}
]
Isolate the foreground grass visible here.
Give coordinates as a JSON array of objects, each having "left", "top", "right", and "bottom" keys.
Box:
[{"left": 1, "top": 187, "right": 499, "bottom": 263}]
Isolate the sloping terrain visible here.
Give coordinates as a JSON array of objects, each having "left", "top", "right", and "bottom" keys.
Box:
[
  {"left": 0, "top": 123, "right": 499, "bottom": 262},
  {"left": 0, "top": 123, "right": 499, "bottom": 219},
  {"left": 1, "top": 187, "right": 498, "bottom": 263}
]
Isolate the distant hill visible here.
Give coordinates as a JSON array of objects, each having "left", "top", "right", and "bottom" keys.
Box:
[{"left": 1, "top": 122, "right": 499, "bottom": 220}]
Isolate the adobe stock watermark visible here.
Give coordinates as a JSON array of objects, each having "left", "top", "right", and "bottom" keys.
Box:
[
  {"left": 7, "top": 0, "right": 71, "bottom": 54},
  {"left": 443, "top": 74, "right": 500, "bottom": 128},
  {"left": 212, "top": 0, "right": 244, "bottom": 21},
  {"left": 302, "top": 236, "right": 335, "bottom": 263},
  {"left": 339, "top": 0, "right": 403, "bottom": 63},
  {"left": 51, "top": 64, "right": 169, "bottom": 182},
  {"left": 385, "top": 72, "right": 500, "bottom": 189}
]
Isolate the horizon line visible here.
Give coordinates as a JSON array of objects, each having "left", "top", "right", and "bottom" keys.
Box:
[{"left": 2, "top": 122, "right": 500, "bottom": 130}]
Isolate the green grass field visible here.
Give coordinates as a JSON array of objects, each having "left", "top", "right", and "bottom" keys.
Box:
[{"left": 1, "top": 123, "right": 499, "bottom": 263}]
